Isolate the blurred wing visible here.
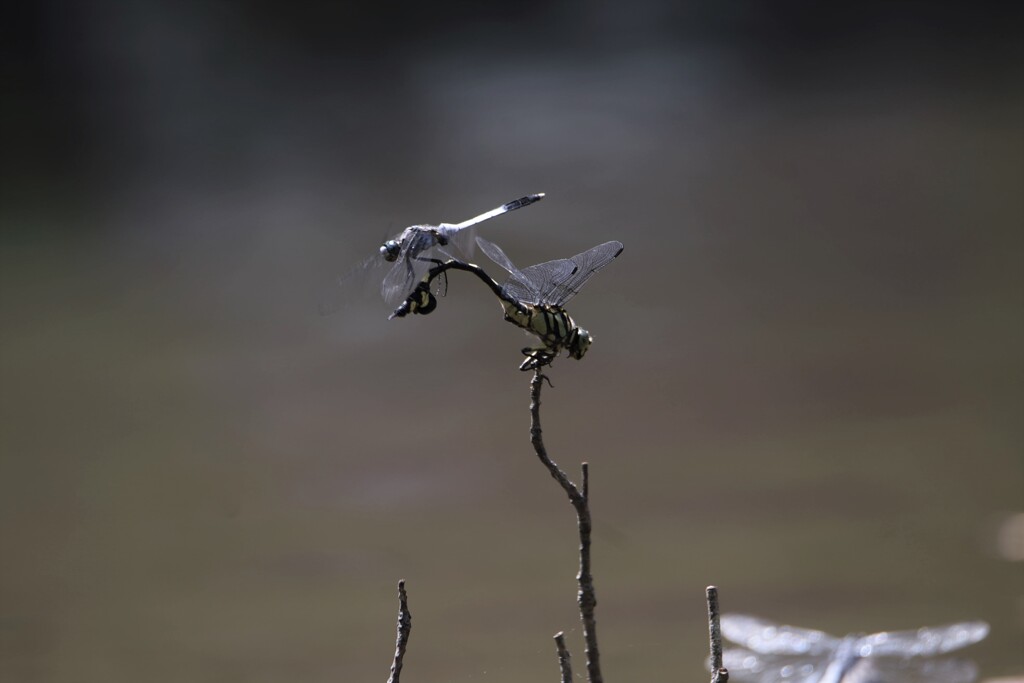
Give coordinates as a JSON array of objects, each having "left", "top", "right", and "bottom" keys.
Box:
[
  {"left": 319, "top": 251, "right": 387, "bottom": 315},
  {"left": 541, "top": 240, "right": 624, "bottom": 306},
  {"left": 380, "top": 256, "right": 416, "bottom": 307},
  {"left": 844, "top": 656, "right": 980, "bottom": 683},
  {"left": 475, "top": 236, "right": 542, "bottom": 304},
  {"left": 858, "top": 622, "right": 989, "bottom": 658},
  {"left": 380, "top": 228, "right": 458, "bottom": 306},
  {"left": 438, "top": 223, "right": 478, "bottom": 261},
  {"left": 721, "top": 615, "right": 840, "bottom": 657},
  {"left": 721, "top": 648, "right": 827, "bottom": 683}
]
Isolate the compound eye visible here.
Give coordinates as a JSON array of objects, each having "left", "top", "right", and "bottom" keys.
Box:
[
  {"left": 380, "top": 240, "right": 401, "bottom": 261},
  {"left": 571, "top": 329, "right": 592, "bottom": 360}
]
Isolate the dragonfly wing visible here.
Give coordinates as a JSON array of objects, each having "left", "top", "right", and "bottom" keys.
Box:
[
  {"left": 544, "top": 240, "right": 624, "bottom": 307},
  {"left": 380, "top": 227, "right": 454, "bottom": 306},
  {"left": 857, "top": 622, "right": 989, "bottom": 658},
  {"left": 436, "top": 223, "right": 477, "bottom": 261},
  {"left": 380, "top": 257, "right": 416, "bottom": 307},
  {"left": 475, "top": 236, "right": 542, "bottom": 304},
  {"left": 516, "top": 258, "right": 578, "bottom": 304},
  {"left": 319, "top": 251, "right": 387, "bottom": 315},
  {"left": 721, "top": 648, "right": 827, "bottom": 683},
  {"left": 475, "top": 235, "right": 520, "bottom": 276},
  {"left": 845, "top": 656, "right": 980, "bottom": 683},
  {"left": 721, "top": 615, "right": 840, "bottom": 657}
]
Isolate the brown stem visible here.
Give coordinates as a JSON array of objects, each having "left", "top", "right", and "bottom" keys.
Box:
[
  {"left": 387, "top": 580, "right": 412, "bottom": 683},
  {"left": 554, "top": 631, "right": 573, "bottom": 683},
  {"left": 706, "top": 585, "right": 729, "bottom": 683},
  {"left": 530, "top": 370, "right": 602, "bottom": 683}
]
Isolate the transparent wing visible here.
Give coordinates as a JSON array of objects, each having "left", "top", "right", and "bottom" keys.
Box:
[
  {"left": 536, "top": 240, "right": 624, "bottom": 307},
  {"left": 380, "top": 227, "right": 455, "bottom": 306},
  {"left": 514, "top": 257, "right": 577, "bottom": 305},
  {"left": 721, "top": 648, "right": 827, "bottom": 683},
  {"left": 843, "top": 656, "right": 981, "bottom": 683},
  {"left": 856, "top": 622, "right": 989, "bottom": 658},
  {"left": 319, "top": 251, "right": 388, "bottom": 315},
  {"left": 380, "top": 257, "right": 416, "bottom": 307},
  {"left": 504, "top": 256, "right": 569, "bottom": 301},
  {"left": 721, "top": 615, "right": 840, "bottom": 657},
  {"left": 475, "top": 236, "right": 543, "bottom": 304}
]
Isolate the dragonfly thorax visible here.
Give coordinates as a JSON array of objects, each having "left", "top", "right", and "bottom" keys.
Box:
[
  {"left": 501, "top": 300, "right": 591, "bottom": 364},
  {"left": 380, "top": 226, "right": 449, "bottom": 263}
]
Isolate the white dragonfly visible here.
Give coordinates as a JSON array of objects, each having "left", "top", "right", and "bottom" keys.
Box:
[
  {"left": 321, "top": 193, "right": 544, "bottom": 314},
  {"left": 719, "top": 614, "right": 989, "bottom": 683}
]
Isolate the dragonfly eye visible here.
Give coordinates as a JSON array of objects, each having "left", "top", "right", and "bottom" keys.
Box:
[
  {"left": 568, "top": 328, "right": 592, "bottom": 360},
  {"left": 380, "top": 240, "right": 401, "bottom": 261}
]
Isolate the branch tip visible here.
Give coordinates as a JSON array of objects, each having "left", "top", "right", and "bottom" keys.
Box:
[
  {"left": 387, "top": 579, "right": 412, "bottom": 683},
  {"left": 553, "top": 631, "right": 573, "bottom": 683},
  {"left": 706, "top": 585, "right": 728, "bottom": 683}
]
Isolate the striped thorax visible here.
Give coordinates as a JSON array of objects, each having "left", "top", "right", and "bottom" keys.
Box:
[{"left": 500, "top": 300, "right": 593, "bottom": 369}]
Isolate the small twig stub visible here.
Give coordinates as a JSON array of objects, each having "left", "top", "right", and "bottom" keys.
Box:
[
  {"left": 706, "top": 585, "right": 729, "bottom": 683},
  {"left": 387, "top": 580, "right": 412, "bottom": 683},
  {"left": 554, "top": 631, "right": 573, "bottom": 683}
]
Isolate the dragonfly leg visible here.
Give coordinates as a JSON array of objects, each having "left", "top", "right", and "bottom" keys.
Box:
[
  {"left": 411, "top": 255, "right": 449, "bottom": 297},
  {"left": 434, "top": 270, "right": 448, "bottom": 298},
  {"left": 519, "top": 347, "right": 555, "bottom": 371}
]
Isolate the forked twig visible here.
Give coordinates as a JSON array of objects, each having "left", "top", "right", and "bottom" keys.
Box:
[
  {"left": 706, "top": 586, "right": 729, "bottom": 683},
  {"left": 530, "top": 369, "right": 602, "bottom": 683},
  {"left": 387, "top": 580, "right": 412, "bottom": 683}
]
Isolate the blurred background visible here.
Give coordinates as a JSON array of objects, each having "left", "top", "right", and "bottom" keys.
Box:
[{"left": 1, "top": 1, "right": 1021, "bottom": 681}]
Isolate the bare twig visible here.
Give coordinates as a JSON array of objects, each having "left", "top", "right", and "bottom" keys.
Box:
[
  {"left": 706, "top": 586, "right": 729, "bottom": 683},
  {"left": 387, "top": 580, "right": 412, "bottom": 683},
  {"left": 530, "top": 369, "right": 602, "bottom": 683},
  {"left": 554, "top": 631, "right": 573, "bottom": 683}
]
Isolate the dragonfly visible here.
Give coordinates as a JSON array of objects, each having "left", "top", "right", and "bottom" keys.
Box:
[
  {"left": 718, "top": 614, "right": 989, "bottom": 683},
  {"left": 474, "top": 236, "right": 624, "bottom": 370},
  {"left": 391, "top": 236, "right": 624, "bottom": 370},
  {"left": 321, "top": 193, "right": 544, "bottom": 314}
]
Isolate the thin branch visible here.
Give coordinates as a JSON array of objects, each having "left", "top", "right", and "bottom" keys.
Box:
[
  {"left": 554, "top": 631, "right": 573, "bottom": 683},
  {"left": 530, "top": 369, "right": 602, "bottom": 683},
  {"left": 529, "top": 370, "right": 585, "bottom": 506},
  {"left": 706, "top": 585, "right": 729, "bottom": 683},
  {"left": 387, "top": 580, "right": 412, "bottom": 683},
  {"left": 390, "top": 259, "right": 515, "bottom": 319}
]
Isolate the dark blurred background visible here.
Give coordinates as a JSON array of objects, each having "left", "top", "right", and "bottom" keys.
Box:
[{"left": 1, "top": 1, "right": 1021, "bottom": 681}]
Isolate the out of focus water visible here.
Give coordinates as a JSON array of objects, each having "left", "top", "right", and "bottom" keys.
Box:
[{"left": 2, "top": 2, "right": 1022, "bottom": 681}]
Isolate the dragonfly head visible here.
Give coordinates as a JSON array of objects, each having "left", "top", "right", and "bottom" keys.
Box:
[
  {"left": 567, "top": 327, "right": 592, "bottom": 360},
  {"left": 380, "top": 239, "right": 402, "bottom": 262}
]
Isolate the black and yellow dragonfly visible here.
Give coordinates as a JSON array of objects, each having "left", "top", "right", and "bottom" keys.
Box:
[{"left": 392, "top": 235, "right": 623, "bottom": 370}]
